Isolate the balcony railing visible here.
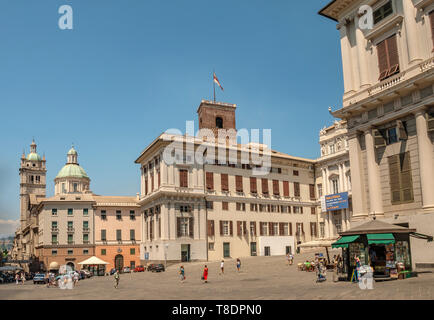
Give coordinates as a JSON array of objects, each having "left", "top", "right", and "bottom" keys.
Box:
[
  {"left": 67, "top": 240, "right": 74, "bottom": 245},
  {"left": 67, "top": 227, "right": 74, "bottom": 232},
  {"left": 83, "top": 240, "right": 90, "bottom": 244},
  {"left": 83, "top": 228, "right": 90, "bottom": 233},
  {"left": 51, "top": 227, "right": 59, "bottom": 232},
  {"left": 51, "top": 241, "right": 58, "bottom": 245}
]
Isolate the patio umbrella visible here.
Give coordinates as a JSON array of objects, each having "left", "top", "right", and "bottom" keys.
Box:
[{"left": 78, "top": 256, "right": 109, "bottom": 265}]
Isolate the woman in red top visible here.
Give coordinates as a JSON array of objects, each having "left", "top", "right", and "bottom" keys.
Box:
[{"left": 203, "top": 265, "right": 208, "bottom": 283}]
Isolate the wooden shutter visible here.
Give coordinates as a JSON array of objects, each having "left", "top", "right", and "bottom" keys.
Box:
[
  {"left": 230, "top": 221, "right": 233, "bottom": 236},
  {"left": 189, "top": 218, "right": 194, "bottom": 238},
  {"left": 294, "top": 182, "right": 300, "bottom": 197},
  {"left": 301, "top": 207, "right": 304, "bottom": 214},
  {"left": 269, "top": 222, "right": 273, "bottom": 236},
  {"left": 261, "top": 179, "right": 269, "bottom": 194},
  {"left": 177, "top": 217, "right": 181, "bottom": 238},
  {"left": 237, "top": 221, "right": 242, "bottom": 236},
  {"left": 250, "top": 177, "right": 257, "bottom": 193},
  {"left": 219, "top": 221, "right": 224, "bottom": 236},
  {"left": 179, "top": 170, "right": 188, "bottom": 188},
  {"left": 259, "top": 222, "right": 264, "bottom": 236},
  {"left": 289, "top": 223, "right": 292, "bottom": 236},
  {"left": 279, "top": 223, "right": 284, "bottom": 236},
  {"left": 283, "top": 181, "right": 289, "bottom": 197},
  {"left": 311, "top": 207, "right": 316, "bottom": 215},
  {"left": 243, "top": 221, "right": 247, "bottom": 236},
  {"left": 309, "top": 184, "right": 315, "bottom": 199},
  {"left": 288, "top": 206, "right": 291, "bottom": 213},
  {"left": 400, "top": 152, "right": 414, "bottom": 202},
  {"left": 151, "top": 172, "right": 154, "bottom": 191},
  {"left": 389, "top": 155, "right": 401, "bottom": 203},
  {"left": 273, "top": 180, "right": 280, "bottom": 195},
  {"left": 431, "top": 11, "right": 434, "bottom": 48},
  {"left": 236, "top": 175, "right": 243, "bottom": 192},
  {"left": 222, "top": 201, "right": 228, "bottom": 210},
  {"left": 377, "top": 38, "right": 389, "bottom": 80},
  {"left": 206, "top": 172, "right": 214, "bottom": 190},
  {"left": 310, "top": 222, "right": 315, "bottom": 237},
  {"left": 221, "top": 174, "right": 229, "bottom": 191},
  {"left": 387, "top": 35, "right": 399, "bottom": 76},
  {"left": 397, "top": 120, "right": 408, "bottom": 141},
  {"left": 145, "top": 178, "right": 148, "bottom": 195},
  {"left": 301, "top": 223, "right": 304, "bottom": 234},
  {"left": 374, "top": 129, "right": 387, "bottom": 148},
  {"left": 157, "top": 170, "right": 160, "bottom": 188}
]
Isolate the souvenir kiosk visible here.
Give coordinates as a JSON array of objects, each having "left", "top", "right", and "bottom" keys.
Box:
[{"left": 332, "top": 219, "right": 432, "bottom": 281}]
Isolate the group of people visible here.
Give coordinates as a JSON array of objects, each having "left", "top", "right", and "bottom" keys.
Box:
[
  {"left": 47, "top": 271, "right": 80, "bottom": 289},
  {"left": 178, "top": 258, "right": 242, "bottom": 284}
]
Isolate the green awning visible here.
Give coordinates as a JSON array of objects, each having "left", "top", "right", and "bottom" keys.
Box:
[
  {"left": 332, "top": 235, "right": 360, "bottom": 248},
  {"left": 367, "top": 233, "right": 395, "bottom": 245}
]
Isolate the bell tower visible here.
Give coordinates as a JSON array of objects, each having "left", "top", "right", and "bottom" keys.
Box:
[
  {"left": 197, "top": 100, "right": 237, "bottom": 143},
  {"left": 19, "top": 140, "right": 46, "bottom": 229}
]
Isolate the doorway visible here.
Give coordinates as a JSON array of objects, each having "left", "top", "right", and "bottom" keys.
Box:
[
  {"left": 250, "top": 242, "right": 257, "bottom": 256},
  {"left": 264, "top": 246, "right": 271, "bottom": 256},
  {"left": 286, "top": 246, "right": 292, "bottom": 255},
  {"left": 181, "top": 244, "right": 190, "bottom": 262},
  {"left": 223, "top": 242, "right": 230, "bottom": 258},
  {"left": 115, "top": 254, "right": 124, "bottom": 271},
  {"left": 66, "top": 262, "right": 75, "bottom": 271}
]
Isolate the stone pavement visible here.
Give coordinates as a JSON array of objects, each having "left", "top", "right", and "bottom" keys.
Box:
[{"left": 1, "top": 252, "right": 433, "bottom": 300}]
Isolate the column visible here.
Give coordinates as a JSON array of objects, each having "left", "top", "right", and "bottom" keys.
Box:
[
  {"left": 338, "top": 163, "right": 345, "bottom": 193},
  {"left": 342, "top": 163, "right": 348, "bottom": 192},
  {"left": 169, "top": 203, "right": 176, "bottom": 240},
  {"left": 355, "top": 16, "right": 371, "bottom": 88},
  {"left": 403, "top": 0, "right": 422, "bottom": 65},
  {"left": 161, "top": 203, "right": 169, "bottom": 240},
  {"left": 339, "top": 24, "right": 356, "bottom": 95},
  {"left": 328, "top": 212, "right": 334, "bottom": 238},
  {"left": 365, "top": 129, "right": 384, "bottom": 216},
  {"left": 325, "top": 166, "right": 330, "bottom": 195},
  {"left": 415, "top": 110, "right": 434, "bottom": 209},
  {"left": 193, "top": 203, "right": 200, "bottom": 240},
  {"left": 348, "top": 134, "right": 368, "bottom": 218},
  {"left": 161, "top": 158, "right": 168, "bottom": 185},
  {"left": 322, "top": 168, "right": 328, "bottom": 195},
  {"left": 324, "top": 212, "right": 330, "bottom": 239}
]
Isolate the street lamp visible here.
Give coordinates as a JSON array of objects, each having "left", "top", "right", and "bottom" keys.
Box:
[{"left": 164, "top": 244, "right": 169, "bottom": 270}]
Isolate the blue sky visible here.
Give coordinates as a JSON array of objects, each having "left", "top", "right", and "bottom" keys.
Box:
[{"left": 0, "top": 0, "right": 342, "bottom": 232}]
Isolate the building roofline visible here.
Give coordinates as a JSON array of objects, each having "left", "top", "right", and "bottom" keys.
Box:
[{"left": 318, "top": 0, "right": 339, "bottom": 22}]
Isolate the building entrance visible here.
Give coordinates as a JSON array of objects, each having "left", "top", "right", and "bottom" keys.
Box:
[
  {"left": 181, "top": 244, "right": 190, "bottom": 262},
  {"left": 115, "top": 254, "right": 124, "bottom": 271},
  {"left": 223, "top": 242, "right": 230, "bottom": 258}
]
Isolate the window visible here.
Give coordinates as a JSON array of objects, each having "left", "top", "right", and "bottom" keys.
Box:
[
  {"left": 83, "top": 234, "right": 89, "bottom": 243},
  {"left": 377, "top": 34, "right": 399, "bottom": 81},
  {"left": 83, "top": 221, "right": 89, "bottom": 229},
  {"left": 206, "top": 172, "right": 214, "bottom": 190},
  {"left": 207, "top": 220, "right": 215, "bottom": 237},
  {"left": 296, "top": 223, "right": 304, "bottom": 236},
  {"left": 52, "top": 208, "right": 57, "bottom": 216},
  {"left": 216, "top": 117, "right": 223, "bottom": 128},
  {"left": 318, "top": 184, "right": 323, "bottom": 197},
  {"left": 260, "top": 222, "right": 268, "bottom": 236},
  {"left": 281, "top": 205, "right": 288, "bottom": 213},
  {"left": 52, "top": 250, "right": 57, "bottom": 256},
  {"left": 179, "top": 169, "right": 188, "bottom": 188},
  {"left": 332, "top": 179, "right": 339, "bottom": 194},
  {"left": 272, "top": 180, "right": 280, "bottom": 196},
  {"left": 309, "top": 184, "right": 315, "bottom": 199},
  {"left": 310, "top": 222, "right": 318, "bottom": 238},
  {"left": 67, "top": 250, "right": 73, "bottom": 255},
  {"left": 130, "top": 210, "right": 135, "bottom": 220},
  {"left": 283, "top": 181, "right": 289, "bottom": 197},
  {"left": 273, "top": 223, "right": 279, "bottom": 236},
  {"left": 250, "top": 203, "right": 258, "bottom": 212},
  {"left": 250, "top": 222, "right": 257, "bottom": 236},
  {"left": 101, "top": 210, "right": 106, "bottom": 220},
  {"left": 283, "top": 223, "right": 289, "bottom": 236},
  {"left": 311, "top": 207, "right": 316, "bottom": 215},
  {"left": 67, "top": 208, "right": 73, "bottom": 216},
  {"left": 293, "top": 170, "right": 299, "bottom": 176},
  {"left": 101, "top": 230, "right": 106, "bottom": 241},
  {"left": 130, "top": 248, "right": 135, "bottom": 255},
  {"left": 430, "top": 11, "right": 434, "bottom": 48},
  {"left": 130, "top": 229, "right": 135, "bottom": 241},
  {"left": 145, "top": 178, "right": 148, "bottom": 195},
  {"left": 101, "top": 249, "right": 106, "bottom": 255},
  {"left": 116, "top": 230, "right": 122, "bottom": 241},
  {"left": 67, "top": 221, "right": 74, "bottom": 230},
  {"left": 180, "top": 205, "right": 191, "bottom": 213},
  {"left": 389, "top": 152, "right": 414, "bottom": 204},
  {"left": 51, "top": 234, "right": 58, "bottom": 244},
  {"left": 221, "top": 174, "right": 229, "bottom": 192},
  {"left": 206, "top": 201, "right": 213, "bottom": 210},
  {"left": 250, "top": 177, "right": 257, "bottom": 193},
  {"left": 261, "top": 179, "right": 269, "bottom": 195},
  {"left": 51, "top": 221, "right": 57, "bottom": 229},
  {"left": 236, "top": 202, "right": 246, "bottom": 211},
  {"left": 221, "top": 221, "right": 230, "bottom": 236},
  {"left": 222, "top": 202, "right": 229, "bottom": 211},
  {"left": 236, "top": 175, "right": 243, "bottom": 192},
  {"left": 61, "top": 183, "right": 66, "bottom": 193},
  {"left": 294, "top": 182, "right": 300, "bottom": 197},
  {"left": 208, "top": 242, "right": 215, "bottom": 251},
  {"left": 177, "top": 217, "right": 193, "bottom": 237},
  {"left": 83, "top": 249, "right": 89, "bottom": 255},
  {"left": 320, "top": 222, "right": 325, "bottom": 238},
  {"left": 83, "top": 208, "right": 88, "bottom": 216},
  {"left": 373, "top": 1, "right": 393, "bottom": 25},
  {"left": 116, "top": 210, "right": 122, "bottom": 220},
  {"left": 67, "top": 234, "right": 73, "bottom": 244},
  {"left": 387, "top": 128, "right": 398, "bottom": 145}
]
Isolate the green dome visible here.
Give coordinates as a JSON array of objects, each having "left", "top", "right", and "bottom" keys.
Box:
[
  {"left": 56, "top": 164, "right": 89, "bottom": 179},
  {"left": 26, "top": 152, "right": 41, "bottom": 161}
]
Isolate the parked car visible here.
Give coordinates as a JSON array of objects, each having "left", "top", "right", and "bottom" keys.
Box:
[
  {"left": 79, "top": 270, "right": 86, "bottom": 280},
  {"left": 25, "top": 272, "right": 34, "bottom": 280},
  {"left": 82, "top": 270, "right": 93, "bottom": 278},
  {"left": 134, "top": 265, "right": 145, "bottom": 272},
  {"left": 122, "top": 267, "right": 131, "bottom": 273},
  {"left": 147, "top": 264, "right": 165, "bottom": 272},
  {"left": 1, "top": 273, "right": 15, "bottom": 283},
  {"left": 33, "top": 273, "right": 48, "bottom": 284}
]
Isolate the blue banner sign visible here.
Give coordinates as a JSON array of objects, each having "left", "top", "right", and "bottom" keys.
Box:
[{"left": 325, "top": 192, "right": 349, "bottom": 211}]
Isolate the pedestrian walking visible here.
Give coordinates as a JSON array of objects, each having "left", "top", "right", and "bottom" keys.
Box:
[
  {"left": 15, "top": 273, "right": 19, "bottom": 285},
  {"left": 202, "top": 265, "right": 208, "bottom": 283},
  {"left": 289, "top": 253, "right": 294, "bottom": 265},
  {"left": 73, "top": 272, "right": 79, "bottom": 286},
  {"left": 179, "top": 266, "right": 185, "bottom": 282},
  {"left": 220, "top": 260, "right": 224, "bottom": 275},
  {"left": 286, "top": 253, "right": 291, "bottom": 266},
  {"left": 21, "top": 272, "right": 25, "bottom": 284},
  {"left": 114, "top": 269, "right": 120, "bottom": 288},
  {"left": 236, "top": 258, "right": 241, "bottom": 272}
]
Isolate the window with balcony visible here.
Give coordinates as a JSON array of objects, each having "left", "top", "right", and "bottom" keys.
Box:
[
  {"left": 52, "top": 208, "right": 57, "bottom": 216},
  {"left": 67, "top": 234, "right": 74, "bottom": 244},
  {"left": 377, "top": 34, "right": 399, "bottom": 81},
  {"left": 83, "top": 208, "right": 88, "bottom": 216},
  {"left": 130, "top": 229, "right": 135, "bottom": 241},
  {"left": 51, "top": 234, "right": 58, "bottom": 244},
  {"left": 67, "top": 221, "right": 74, "bottom": 232},
  {"left": 373, "top": 1, "right": 393, "bottom": 25},
  {"left": 51, "top": 221, "right": 58, "bottom": 231},
  {"left": 101, "top": 229, "right": 106, "bottom": 241},
  {"left": 83, "top": 234, "right": 89, "bottom": 244},
  {"left": 116, "top": 230, "right": 122, "bottom": 242}
]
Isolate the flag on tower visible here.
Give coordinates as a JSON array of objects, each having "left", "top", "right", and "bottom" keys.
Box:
[{"left": 213, "top": 72, "right": 224, "bottom": 91}]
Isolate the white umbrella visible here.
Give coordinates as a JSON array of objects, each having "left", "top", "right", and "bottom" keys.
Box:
[{"left": 78, "top": 256, "right": 109, "bottom": 265}]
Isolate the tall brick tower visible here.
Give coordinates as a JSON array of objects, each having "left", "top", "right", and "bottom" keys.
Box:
[
  {"left": 197, "top": 100, "right": 237, "bottom": 142},
  {"left": 19, "top": 140, "right": 46, "bottom": 229}
]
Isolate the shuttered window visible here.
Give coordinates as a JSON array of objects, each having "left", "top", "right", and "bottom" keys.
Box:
[
  {"left": 279, "top": 223, "right": 284, "bottom": 236},
  {"left": 250, "top": 222, "right": 257, "bottom": 236},
  {"left": 261, "top": 179, "right": 269, "bottom": 195},
  {"left": 189, "top": 218, "right": 194, "bottom": 238},
  {"left": 149, "top": 221, "right": 153, "bottom": 240},
  {"left": 309, "top": 184, "right": 315, "bottom": 199},
  {"left": 283, "top": 181, "right": 289, "bottom": 197},
  {"left": 222, "top": 201, "right": 229, "bottom": 210},
  {"left": 377, "top": 34, "right": 399, "bottom": 81},
  {"left": 243, "top": 221, "right": 247, "bottom": 236},
  {"left": 310, "top": 222, "right": 317, "bottom": 237},
  {"left": 101, "top": 229, "right": 106, "bottom": 241},
  {"left": 221, "top": 174, "right": 229, "bottom": 192},
  {"left": 219, "top": 220, "right": 224, "bottom": 236},
  {"left": 430, "top": 11, "right": 434, "bottom": 49},
  {"left": 388, "top": 152, "right": 414, "bottom": 204},
  {"left": 289, "top": 223, "right": 292, "bottom": 236},
  {"left": 179, "top": 169, "right": 188, "bottom": 188},
  {"left": 294, "top": 182, "right": 300, "bottom": 197},
  {"left": 268, "top": 222, "right": 274, "bottom": 236},
  {"left": 250, "top": 177, "right": 257, "bottom": 193},
  {"left": 272, "top": 180, "right": 280, "bottom": 195},
  {"left": 206, "top": 172, "right": 214, "bottom": 190},
  {"left": 207, "top": 220, "right": 215, "bottom": 237},
  {"left": 151, "top": 172, "right": 154, "bottom": 191},
  {"left": 229, "top": 221, "right": 233, "bottom": 236},
  {"left": 235, "top": 175, "right": 243, "bottom": 192},
  {"left": 311, "top": 207, "right": 316, "bottom": 215},
  {"left": 237, "top": 221, "right": 242, "bottom": 236},
  {"left": 157, "top": 170, "right": 160, "bottom": 188},
  {"left": 145, "top": 178, "right": 148, "bottom": 195}
]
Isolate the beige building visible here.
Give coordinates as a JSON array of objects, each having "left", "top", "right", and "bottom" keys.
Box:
[
  {"left": 320, "top": 0, "right": 434, "bottom": 268},
  {"left": 136, "top": 100, "right": 319, "bottom": 263}
]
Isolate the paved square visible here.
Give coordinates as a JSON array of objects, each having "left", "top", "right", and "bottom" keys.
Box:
[{"left": 1, "top": 252, "right": 433, "bottom": 300}]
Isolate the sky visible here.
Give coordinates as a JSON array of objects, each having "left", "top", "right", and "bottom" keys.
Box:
[{"left": 0, "top": 0, "right": 342, "bottom": 235}]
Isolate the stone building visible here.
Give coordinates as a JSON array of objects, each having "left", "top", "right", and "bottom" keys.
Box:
[
  {"left": 136, "top": 100, "right": 319, "bottom": 263},
  {"left": 319, "top": 0, "right": 434, "bottom": 268}
]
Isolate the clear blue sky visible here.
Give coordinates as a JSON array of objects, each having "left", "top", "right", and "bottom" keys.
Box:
[{"left": 0, "top": 0, "right": 342, "bottom": 226}]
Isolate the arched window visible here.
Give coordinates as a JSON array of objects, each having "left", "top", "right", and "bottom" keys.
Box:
[{"left": 216, "top": 117, "right": 223, "bottom": 128}]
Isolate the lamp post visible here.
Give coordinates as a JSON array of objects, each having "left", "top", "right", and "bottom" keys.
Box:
[{"left": 164, "top": 244, "right": 169, "bottom": 270}]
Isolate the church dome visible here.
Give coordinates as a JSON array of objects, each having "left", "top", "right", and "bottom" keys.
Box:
[
  {"left": 67, "top": 147, "right": 78, "bottom": 155},
  {"left": 56, "top": 164, "right": 89, "bottom": 179},
  {"left": 26, "top": 152, "right": 41, "bottom": 161}
]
